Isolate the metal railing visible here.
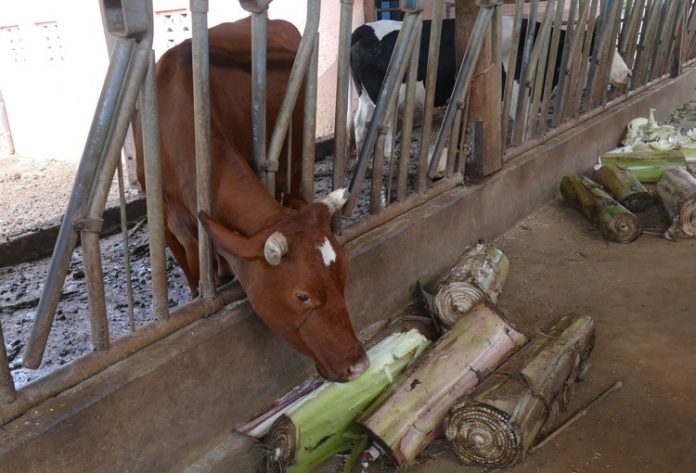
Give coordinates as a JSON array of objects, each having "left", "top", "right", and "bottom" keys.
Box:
[{"left": 2, "top": 0, "right": 696, "bottom": 427}]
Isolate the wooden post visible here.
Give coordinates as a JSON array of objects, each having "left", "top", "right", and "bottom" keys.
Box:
[
  {"left": 364, "top": 0, "right": 377, "bottom": 22},
  {"left": 455, "top": 0, "right": 502, "bottom": 180},
  {"left": 671, "top": 2, "right": 687, "bottom": 78}
]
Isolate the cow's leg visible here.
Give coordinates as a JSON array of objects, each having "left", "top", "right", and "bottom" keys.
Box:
[
  {"left": 164, "top": 226, "right": 200, "bottom": 298},
  {"left": 353, "top": 92, "right": 375, "bottom": 154},
  {"left": 609, "top": 47, "right": 631, "bottom": 86}
]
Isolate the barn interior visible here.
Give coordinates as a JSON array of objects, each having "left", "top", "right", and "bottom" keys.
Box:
[{"left": 1, "top": 0, "right": 696, "bottom": 472}]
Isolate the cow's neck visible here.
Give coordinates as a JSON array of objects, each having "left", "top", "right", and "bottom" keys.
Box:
[{"left": 213, "top": 142, "right": 291, "bottom": 236}]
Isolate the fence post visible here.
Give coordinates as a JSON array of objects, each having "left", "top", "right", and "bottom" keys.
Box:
[{"left": 455, "top": 0, "right": 502, "bottom": 179}]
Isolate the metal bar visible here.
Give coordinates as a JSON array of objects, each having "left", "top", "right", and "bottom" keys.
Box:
[
  {"left": 116, "top": 161, "right": 136, "bottom": 332},
  {"left": 649, "top": 0, "right": 671, "bottom": 81},
  {"left": 656, "top": 1, "right": 683, "bottom": 77},
  {"left": 427, "top": 7, "right": 493, "bottom": 179},
  {"left": 266, "top": 0, "right": 321, "bottom": 194},
  {"left": 417, "top": 0, "right": 445, "bottom": 194},
  {"left": 510, "top": 0, "right": 540, "bottom": 146},
  {"left": 633, "top": 0, "right": 662, "bottom": 87},
  {"left": 81, "top": 43, "right": 152, "bottom": 351},
  {"left": 631, "top": 0, "right": 655, "bottom": 82},
  {"left": 445, "top": 100, "right": 464, "bottom": 178},
  {"left": 332, "top": 0, "right": 354, "bottom": 234},
  {"left": 0, "top": 322, "right": 16, "bottom": 404},
  {"left": 190, "top": 0, "right": 215, "bottom": 299},
  {"left": 345, "top": 13, "right": 420, "bottom": 214},
  {"left": 502, "top": 0, "right": 525, "bottom": 144},
  {"left": 536, "top": 0, "right": 565, "bottom": 136},
  {"left": 141, "top": 51, "right": 170, "bottom": 322},
  {"left": 398, "top": 16, "right": 424, "bottom": 203},
  {"left": 0, "top": 283, "right": 245, "bottom": 426},
  {"left": 588, "top": 0, "right": 621, "bottom": 109},
  {"left": 23, "top": 38, "right": 135, "bottom": 369},
  {"left": 622, "top": 0, "right": 647, "bottom": 71},
  {"left": 338, "top": 175, "right": 463, "bottom": 244},
  {"left": 569, "top": 0, "right": 599, "bottom": 118},
  {"left": 618, "top": 0, "right": 635, "bottom": 53},
  {"left": 551, "top": 0, "right": 579, "bottom": 127},
  {"left": 251, "top": 11, "right": 268, "bottom": 180},
  {"left": 302, "top": 35, "right": 319, "bottom": 203},
  {"left": 370, "top": 131, "right": 387, "bottom": 214},
  {"left": 81, "top": 230, "right": 110, "bottom": 350},
  {"left": 527, "top": 0, "right": 558, "bottom": 138}
]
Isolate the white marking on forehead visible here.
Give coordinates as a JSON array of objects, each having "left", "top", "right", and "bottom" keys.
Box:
[
  {"left": 367, "top": 20, "right": 401, "bottom": 42},
  {"left": 318, "top": 237, "right": 337, "bottom": 267}
]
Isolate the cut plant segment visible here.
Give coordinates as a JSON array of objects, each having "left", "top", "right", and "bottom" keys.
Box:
[
  {"left": 444, "top": 313, "right": 595, "bottom": 468},
  {"left": 599, "top": 150, "right": 687, "bottom": 183},
  {"left": 656, "top": 167, "right": 696, "bottom": 240},
  {"left": 560, "top": 175, "right": 642, "bottom": 243},
  {"left": 255, "top": 329, "right": 431, "bottom": 473},
  {"left": 593, "top": 164, "right": 652, "bottom": 212},
  {"left": 432, "top": 243, "right": 510, "bottom": 329},
  {"left": 358, "top": 304, "right": 527, "bottom": 466}
]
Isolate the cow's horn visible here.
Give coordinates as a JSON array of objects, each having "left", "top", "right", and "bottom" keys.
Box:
[
  {"left": 320, "top": 188, "right": 350, "bottom": 215},
  {"left": 264, "top": 231, "right": 288, "bottom": 266}
]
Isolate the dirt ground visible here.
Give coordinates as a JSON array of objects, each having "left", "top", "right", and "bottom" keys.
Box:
[{"left": 402, "top": 197, "right": 696, "bottom": 473}]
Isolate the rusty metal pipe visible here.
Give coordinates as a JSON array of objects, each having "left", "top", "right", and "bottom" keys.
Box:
[
  {"left": 116, "top": 161, "right": 136, "bottom": 332},
  {"left": 332, "top": 0, "right": 355, "bottom": 234},
  {"left": 266, "top": 0, "right": 321, "bottom": 195},
  {"left": 0, "top": 283, "right": 245, "bottom": 426},
  {"left": 23, "top": 37, "right": 136, "bottom": 369},
  {"left": 190, "top": 0, "right": 215, "bottom": 299},
  {"left": 427, "top": 7, "right": 493, "bottom": 179},
  {"left": 0, "top": 322, "right": 16, "bottom": 404},
  {"left": 302, "top": 35, "right": 319, "bottom": 202},
  {"left": 141, "top": 51, "right": 170, "bottom": 322},
  {"left": 345, "top": 12, "right": 420, "bottom": 214}
]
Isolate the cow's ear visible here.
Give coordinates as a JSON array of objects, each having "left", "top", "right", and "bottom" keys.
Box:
[
  {"left": 319, "top": 188, "right": 349, "bottom": 215},
  {"left": 198, "top": 211, "right": 263, "bottom": 261}
]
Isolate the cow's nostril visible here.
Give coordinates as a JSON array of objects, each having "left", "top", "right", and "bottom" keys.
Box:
[{"left": 346, "top": 357, "right": 370, "bottom": 381}]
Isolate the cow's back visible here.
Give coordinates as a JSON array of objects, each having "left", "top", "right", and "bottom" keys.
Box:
[{"left": 135, "top": 17, "right": 304, "bottom": 287}]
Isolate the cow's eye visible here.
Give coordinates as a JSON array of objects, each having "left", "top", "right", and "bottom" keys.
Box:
[{"left": 296, "top": 293, "right": 311, "bottom": 303}]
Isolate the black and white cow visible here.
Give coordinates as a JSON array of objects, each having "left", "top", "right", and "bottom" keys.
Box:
[{"left": 350, "top": 17, "right": 632, "bottom": 154}]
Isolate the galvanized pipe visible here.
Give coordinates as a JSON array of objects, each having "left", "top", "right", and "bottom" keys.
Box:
[
  {"left": 417, "top": 0, "right": 445, "bottom": 194},
  {"left": 332, "top": 0, "right": 355, "bottom": 234},
  {"left": 0, "top": 322, "right": 16, "bottom": 404},
  {"left": 398, "top": 15, "right": 425, "bottom": 202},
  {"left": 501, "top": 0, "right": 525, "bottom": 144},
  {"left": 302, "top": 35, "right": 319, "bottom": 202},
  {"left": 446, "top": 101, "right": 464, "bottom": 178},
  {"left": 23, "top": 38, "right": 135, "bottom": 369},
  {"left": 266, "top": 0, "right": 321, "bottom": 195},
  {"left": 246, "top": 5, "right": 269, "bottom": 181},
  {"left": 427, "top": 7, "right": 493, "bottom": 179},
  {"left": 370, "top": 130, "right": 388, "bottom": 214},
  {"left": 535, "top": 0, "right": 565, "bottom": 137},
  {"left": 526, "top": 0, "right": 557, "bottom": 139},
  {"left": 141, "top": 51, "right": 169, "bottom": 322},
  {"left": 81, "top": 40, "right": 152, "bottom": 352},
  {"left": 0, "top": 283, "right": 245, "bottom": 426},
  {"left": 190, "top": 0, "right": 215, "bottom": 299},
  {"left": 550, "top": 0, "right": 579, "bottom": 128},
  {"left": 116, "top": 161, "right": 136, "bottom": 332},
  {"left": 345, "top": 12, "right": 420, "bottom": 214},
  {"left": 510, "top": 0, "right": 540, "bottom": 145}
]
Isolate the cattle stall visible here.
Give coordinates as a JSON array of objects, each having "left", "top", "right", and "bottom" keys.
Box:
[{"left": 1, "top": 0, "right": 696, "bottom": 471}]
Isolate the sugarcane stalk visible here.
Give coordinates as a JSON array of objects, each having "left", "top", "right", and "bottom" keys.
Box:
[
  {"left": 432, "top": 243, "right": 510, "bottom": 329},
  {"left": 444, "top": 313, "right": 595, "bottom": 468},
  {"left": 600, "top": 150, "right": 687, "bottom": 183},
  {"left": 258, "top": 330, "right": 431, "bottom": 473},
  {"left": 593, "top": 164, "right": 653, "bottom": 212},
  {"left": 656, "top": 167, "right": 696, "bottom": 240},
  {"left": 560, "top": 175, "right": 642, "bottom": 243},
  {"left": 358, "top": 304, "right": 527, "bottom": 466}
]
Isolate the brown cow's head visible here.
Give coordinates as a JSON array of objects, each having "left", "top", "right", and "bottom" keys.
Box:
[{"left": 198, "top": 189, "right": 369, "bottom": 382}]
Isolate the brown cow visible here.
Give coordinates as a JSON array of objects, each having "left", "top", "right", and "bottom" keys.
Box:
[{"left": 135, "top": 18, "right": 369, "bottom": 382}]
